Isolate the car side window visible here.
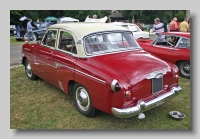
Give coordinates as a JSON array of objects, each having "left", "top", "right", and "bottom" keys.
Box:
[
  {"left": 121, "top": 25, "right": 129, "bottom": 29},
  {"left": 58, "top": 31, "right": 77, "bottom": 54},
  {"left": 154, "top": 35, "right": 179, "bottom": 47},
  {"left": 177, "top": 37, "right": 190, "bottom": 48},
  {"left": 155, "top": 35, "right": 167, "bottom": 46},
  {"left": 42, "top": 30, "right": 57, "bottom": 48},
  {"left": 129, "top": 25, "right": 139, "bottom": 32}
]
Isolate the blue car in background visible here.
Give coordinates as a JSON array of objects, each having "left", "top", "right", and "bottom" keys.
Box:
[{"left": 14, "top": 21, "right": 51, "bottom": 41}]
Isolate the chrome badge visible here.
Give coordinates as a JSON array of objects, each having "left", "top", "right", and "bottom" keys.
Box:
[{"left": 155, "top": 73, "right": 163, "bottom": 79}]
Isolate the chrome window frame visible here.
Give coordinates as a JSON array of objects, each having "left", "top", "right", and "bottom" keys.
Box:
[
  {"left": 40, "top": 28, "right": 59, "bottom": 50},
  {"left": 175, "top": 36, "right": 190, "bottom": 49},
  {"left": 152, "top": 34, "right": 182, "bottom": 48},
  {"left": 55, "top": 29, "right": 79, "bottom": 58}
]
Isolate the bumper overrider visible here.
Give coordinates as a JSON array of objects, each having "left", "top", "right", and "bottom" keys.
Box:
[{"left": 111, "top": 86, "right": 182, "bottom": 118}]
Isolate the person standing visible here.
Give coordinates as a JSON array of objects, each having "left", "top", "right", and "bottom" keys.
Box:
[
  {"left": 169, "top": 17, "right": 179, "bottom": 32},
  {"left": 27, "top": 19, "right": 34, "bottom": 43},
  {"left": 93, "top": 15, "right": 97, "bottom": 19},
  {"left": 179, "top": 17, "right": 189, "bottom": 32},
  {"left": 153, "top": 18, "right": 164, "bottom": 38}
]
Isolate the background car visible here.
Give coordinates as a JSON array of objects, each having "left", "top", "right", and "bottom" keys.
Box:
[
  {"left": 21, "top": 23, "right": 182, "bottom": 119},
  {"left": 110, "top": 22, "right": 150, "bottom": 39},
  {"left": 136, "top": 32, "right": 190, "bottom": 78},
  {"left": 14, "top": 20, "right": 51, "bottom": 41},
  {"left": 142, "top": 24, "right": 154, "bottom": 30},
  {"left": 10, "top": 25, "right": 16, "bottom": 36}
]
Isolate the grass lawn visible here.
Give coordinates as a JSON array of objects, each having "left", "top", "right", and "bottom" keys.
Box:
[
  {"left": 10, "top": 36, "right": 37, "bottom": 46},
  {"left": 10, "top": 36, "right": 26, "bottom": 46},
  {"left": 10, "top": 66, "right": 190, "bottom": 129}
]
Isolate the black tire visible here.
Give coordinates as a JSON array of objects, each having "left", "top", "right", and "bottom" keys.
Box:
[
  {"left": 24, "top": 58, "right": 38, "bottom": 80},
  {"left": 32, "top": 33, "right": 37, "bottom": 41},
  {"left": 178, "top": 61, "right": 190, "bottom": 78},
  {"left": 73, "top": 83, "right": 98, "bottom": 117},
  {"left": 16, "top": 39, "right": 22, "bottom": 41}
]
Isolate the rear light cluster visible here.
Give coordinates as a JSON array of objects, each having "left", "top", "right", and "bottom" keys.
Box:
[
  {"left": 111, "top": 79, "right": 121, "bottom": 92},
  {"left": 125, "top": 91, "right": 131, "bottom": 98},
  {"left": 174, "top": 74, "right": 179, "bottom": 80},
  {"left": 111, "top": 79, "right": 132, "bottom": 98}
]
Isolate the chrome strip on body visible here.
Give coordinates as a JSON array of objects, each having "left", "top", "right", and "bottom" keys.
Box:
[
  {"left": 75, "top": 69, "right": 106, "bottom": 84},
  {"left": 23, "top": 53, "right": 106, "bottom": 84}
]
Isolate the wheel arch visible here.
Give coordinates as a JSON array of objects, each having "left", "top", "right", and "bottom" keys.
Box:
[
  {"left": 22, "top": 56, "right": 27, "bottom": 66},
  {"left": 68, "top": 80, "right": 76, "bottom": 96},
  {"left": 175, "top": 60, "right": 190, "bottom": 66}
]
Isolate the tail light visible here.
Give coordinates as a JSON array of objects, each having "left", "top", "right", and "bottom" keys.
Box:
[{"left": 111, "top": 79, "right": 121, "bottom": 92}]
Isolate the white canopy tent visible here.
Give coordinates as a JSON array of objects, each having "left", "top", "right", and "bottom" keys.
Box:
[
  {"left": 57, "top": 17, "right": 79, "bottom": 23},
  {"left": 19, "top": 16, "right": 29, "bottom": 21},
  {"left": 84, "top": 16, "right": 108, "bottom": 23}
]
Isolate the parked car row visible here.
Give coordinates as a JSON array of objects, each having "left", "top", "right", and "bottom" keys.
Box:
[{"left": 21, "top": 22, "right": 184, "bottom": 119}]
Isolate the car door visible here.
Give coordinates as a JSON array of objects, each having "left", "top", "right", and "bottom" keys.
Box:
[
  {"left": 34, "top": 29, "right": 59, "bottom": 86},
  {"left": 168, "top": 37, "right": 190, "bottom": 63},
  {"left": 148, "top": 34, "right": 177, "bottom": 62},
  {"left": 52, "top": 29, "right": 78, "bottom": 92}
]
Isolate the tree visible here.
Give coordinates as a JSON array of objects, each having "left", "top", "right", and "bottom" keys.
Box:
[
  {"left": 121, "top": 10, "right": 141, "bottom": 22},
  {"left": 174, "top": 10, "right": 186, "bottom": 21}
]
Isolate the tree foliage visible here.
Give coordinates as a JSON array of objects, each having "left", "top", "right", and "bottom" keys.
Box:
[{"left": 10, "top": 10, "right": 187, "bottom": 25}]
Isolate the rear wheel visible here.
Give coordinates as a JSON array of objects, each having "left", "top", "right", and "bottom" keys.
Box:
[
  {"left": 73, "top": 83, "right": 98, "bottom": 117},
  {"left": 25, "top": 59, "right": 38, "bottom": 80},
  {"left": 178, "top": 61, "right": 190, "bottom": 78}
]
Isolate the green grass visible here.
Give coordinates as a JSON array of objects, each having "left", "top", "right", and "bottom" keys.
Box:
[
  {"left": 10, "top": 36, "right": 37, "bottom": 46},
  {"left": 10, "top": 36, "right": 26, "bottom": 46},
  {"left": 10, "top": 66, "right": 190, "bottom": 129}
]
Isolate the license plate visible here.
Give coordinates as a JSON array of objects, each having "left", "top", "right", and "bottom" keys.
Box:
[{"left": 152, "top": 77, "right": 163, "bottom": 94}]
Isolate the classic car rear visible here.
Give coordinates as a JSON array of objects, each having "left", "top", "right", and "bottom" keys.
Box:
[
  {"left": 137, "top": 32, "right": 190, "bottom": 78},
  {"left": 21, "top": 23, "right": 182, "bottom": 118}
]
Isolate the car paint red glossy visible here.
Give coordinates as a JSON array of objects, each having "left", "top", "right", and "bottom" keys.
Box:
[
  {"left": 137, "top": 32, "right": 190, "bottom": 78},
  {"left": 21, "top": 23, "right": 182, "bottom": 118}
]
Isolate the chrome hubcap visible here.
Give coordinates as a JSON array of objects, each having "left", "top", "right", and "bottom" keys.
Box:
[
  {"left": 76, "top": 87, "right": 90, "bottom": 111},
  {"left": 181, "top": 61, "right": 190, "bottom": 76},
  {"left": 26, "top": 62, "right": 32, "bottom": 77},
  {"left": 31, "top": 35, "right": 36, "bottom": 41}
]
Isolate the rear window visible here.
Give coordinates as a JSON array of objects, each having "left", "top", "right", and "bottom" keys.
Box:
[
  {"left": 177, "top": 37, "right": 190, "bottom": 48},
  {"left": 84, "top": 31, "right": 141, "bottom": 55}
]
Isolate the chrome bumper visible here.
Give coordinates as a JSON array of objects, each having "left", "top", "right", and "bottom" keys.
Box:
[
  {"left": 112, "top": 86, "right": 182, "bottom": 118},
  {"left": 14, "top": 35, "right": 25, "bottom": 39}
]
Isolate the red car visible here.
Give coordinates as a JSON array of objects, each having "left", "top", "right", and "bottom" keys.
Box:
[
  {"left": 137, "top": 32, "right": 190, "bottom": 78},
  {"left": 21, "top": 23, "right": 182, "bottom": 119}
]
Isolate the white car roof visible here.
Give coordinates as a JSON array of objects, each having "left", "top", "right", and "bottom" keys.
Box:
[{"left": 49, "top": 22, "right": 129, "bottom": 39}]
